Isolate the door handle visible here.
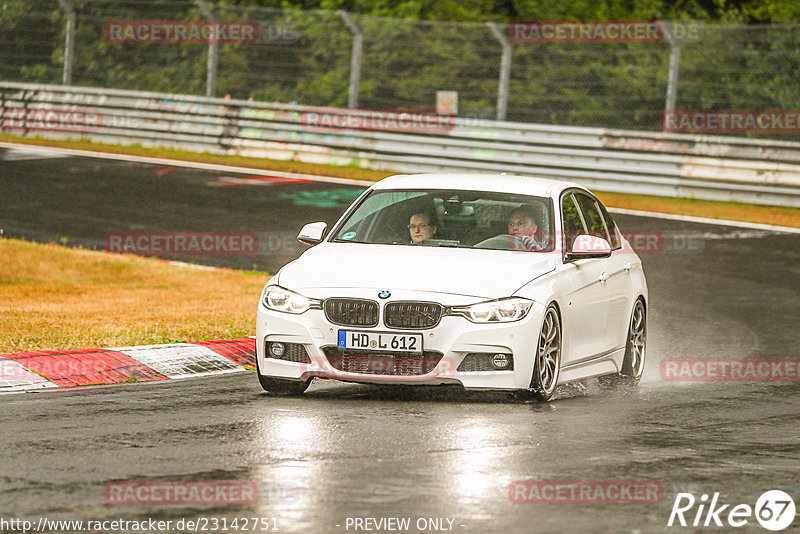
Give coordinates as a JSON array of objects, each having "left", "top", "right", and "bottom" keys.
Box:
[
  {"left": 623, "top": 262, "right": 632, "bottom": 272},
  {"left": 598, "top": 272, "right": 609, "bottom": 282}
]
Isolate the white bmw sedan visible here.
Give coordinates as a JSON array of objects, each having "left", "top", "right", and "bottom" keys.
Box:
[{"left": 256, "top": 174, "right": 647, "bottom": 400}]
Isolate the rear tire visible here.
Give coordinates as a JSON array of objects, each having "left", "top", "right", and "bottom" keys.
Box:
[
  {"left": 256, "top": 356, "right": 310, "bottom": 395},
  {"left": 529, "top": 304, "right": 561, "bottom": 401}
]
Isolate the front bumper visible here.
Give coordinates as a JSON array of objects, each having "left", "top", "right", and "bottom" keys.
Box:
[{"left": 256, "top": 295, "right": 544, "bottom": 390}]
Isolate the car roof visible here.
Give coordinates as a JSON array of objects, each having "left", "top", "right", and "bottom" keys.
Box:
[{"left": 371, "top": 173, "right": 587, "bottom": 198}]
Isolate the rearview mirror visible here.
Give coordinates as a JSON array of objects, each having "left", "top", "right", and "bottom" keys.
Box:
[
  {"left": 566, "top": 234, "right": 612, "bottom": 261},
  {"left": 297, "top": 222, "right": 328, "bottom": 246}
]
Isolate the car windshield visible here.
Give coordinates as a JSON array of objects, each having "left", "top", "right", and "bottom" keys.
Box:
[{"left": 331, "top": 189, "right": 555, "bottom": 252}]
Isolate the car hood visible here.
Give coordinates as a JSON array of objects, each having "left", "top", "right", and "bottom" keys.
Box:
[{"left": 277, "top": 242, "right": 556, "bottom": 299}]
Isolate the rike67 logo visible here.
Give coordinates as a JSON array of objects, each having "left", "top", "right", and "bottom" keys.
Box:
[{"left": 668, "top": 490, "right": 796, "bottom": 531}]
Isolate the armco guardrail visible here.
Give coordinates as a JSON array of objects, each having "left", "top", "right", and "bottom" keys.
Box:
[{"left": 2, "top": 82, "right": 800, "bottom": 208}]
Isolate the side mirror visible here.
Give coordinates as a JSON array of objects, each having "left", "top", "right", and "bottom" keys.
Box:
[
  {"left": 565, "top": 234, "right": 612, "bottom": 261},
  {"left": 297, "top": 222, "right": 328, "bottom": 246}
]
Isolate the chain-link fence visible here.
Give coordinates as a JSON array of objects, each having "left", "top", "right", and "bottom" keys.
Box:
[{"left": 2, "top": 0, "right": 800, "bottom": 134}]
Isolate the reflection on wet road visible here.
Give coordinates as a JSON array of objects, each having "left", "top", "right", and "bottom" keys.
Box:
[{"left": 2, "top": 375, "right": 798, "bottom": 532}]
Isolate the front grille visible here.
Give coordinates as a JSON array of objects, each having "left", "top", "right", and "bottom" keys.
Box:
[
  {"left": 266, "top": 341, "right": 311, "bottom": 364},
  {"left": 457, "top": 353, "right": 514, "bottom": 372},
  {"left": 324, "top": 298, "right": 379, "bottom": 327},
  {"left": 322, "top": 347, "right": 443, "bottom": 376},
  {"left": 383, "top": 301, "right": 443, "bottom": 329}
]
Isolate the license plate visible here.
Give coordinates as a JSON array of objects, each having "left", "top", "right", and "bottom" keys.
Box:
[{"left": 338, "top": 330, "right": 423, "bottom": 354}]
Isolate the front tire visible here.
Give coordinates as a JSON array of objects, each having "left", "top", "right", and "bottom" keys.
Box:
[
  {"left": 621, "top": 299, "right": 646, "bottom": 382},
  {"left": 256, "top": 356, "right": 310, "bottom": 395},
  {"left": 529, "top": 304, "right": 561, "bottom": 401},
  {"left": 600, "top": 298, "right": 646, "bottom": 387}
]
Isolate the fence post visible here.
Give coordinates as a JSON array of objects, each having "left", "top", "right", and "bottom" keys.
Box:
[
  {"left": 486, "top": 22, "right": 511, "bottom": 121},
  {"left": 663, "top": 22, "right": 681, "bottom": 131},
  {"left": 194, "top": 0, "right": 218, "bottom": 97},
  {"left": 338, "top": 11, "right": 362, "bottom": 109},
  {"left": 56, "top": 0, "right": 76, "bottom": 85}
]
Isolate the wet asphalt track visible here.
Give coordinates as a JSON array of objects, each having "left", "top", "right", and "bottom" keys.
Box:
[
  {"left": 0, "top": 146, "right": 365, "bottom": 272},
  {"left": 1, "top": 146, "right": 800, "bottom": 533}
]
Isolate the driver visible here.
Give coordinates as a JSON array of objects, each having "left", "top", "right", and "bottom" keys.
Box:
[
  {"left": 507, "top": 205, "right": 543, "bottom": 251},
  {"left": 408, "top": 212, "right": 438, "bottom": 244}
]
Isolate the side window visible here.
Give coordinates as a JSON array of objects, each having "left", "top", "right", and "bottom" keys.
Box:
[
  {"left": 575, "top": 194, "right": 609, "bottom": 242},
  {"left": 561, "top": 193, "right": 585, "bottom": 252},
  {"left": 596, "top": 201, "right": 621, "bottom": 249}
]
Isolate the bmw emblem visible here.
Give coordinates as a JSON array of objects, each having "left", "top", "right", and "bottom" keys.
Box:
[{"left": 378, "top": 290, "right": 391, "bottom": 299}]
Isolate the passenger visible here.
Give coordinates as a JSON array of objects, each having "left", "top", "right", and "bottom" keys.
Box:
[
  {"left": 408, "top": 212, "right": 438, "bottom": 244},
  {"left": 507, "top": 205, "right": 543, "bottom": 250}
]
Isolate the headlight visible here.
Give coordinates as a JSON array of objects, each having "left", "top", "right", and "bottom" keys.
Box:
[
  {"left": 262, "top": 285, "right": 320, "bottom": 314},
  {"left": 450, "top": 297, "right": 533, "bottom": 323}
]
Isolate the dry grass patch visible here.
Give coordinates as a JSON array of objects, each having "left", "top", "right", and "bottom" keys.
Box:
[
  {"left": 595, "top": 191, "right": 800, "bottom": 228},
  {"left": 0, "top": 238, "right": 267, "bottom": 354}
]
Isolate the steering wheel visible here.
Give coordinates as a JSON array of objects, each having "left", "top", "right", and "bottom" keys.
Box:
[{"left": 474, "top": 234, "right": 529, "bottom": 250}]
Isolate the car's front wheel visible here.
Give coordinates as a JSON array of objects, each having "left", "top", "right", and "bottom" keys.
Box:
[
  {"left": 529, "top": 304, "right": 561, "bottom": 401},
  {"left": 256, "top": 357, "right": 310, "bottom": 395},
  {"left": 600, "top": 298, "right": 646, "bottom": 387},
  {"left": 621, "top": 298, "right": 646, "bottom": 382}
]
